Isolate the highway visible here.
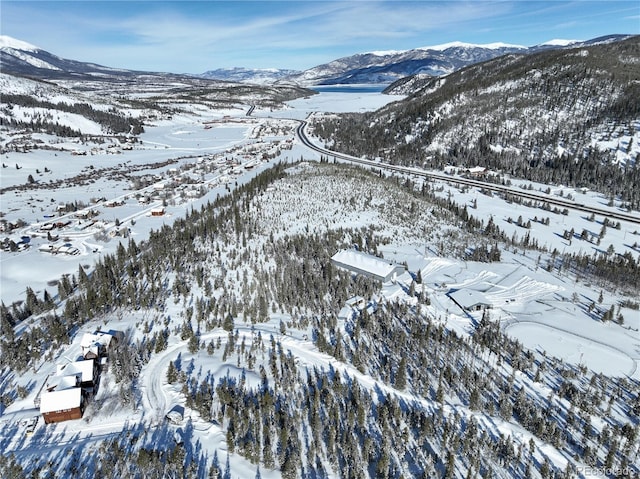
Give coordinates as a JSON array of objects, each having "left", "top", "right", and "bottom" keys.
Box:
[{"left": 295, "top": 120, "right": 640, "bottom": 226}]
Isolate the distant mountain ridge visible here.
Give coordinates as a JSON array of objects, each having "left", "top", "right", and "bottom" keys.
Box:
[
  {"left": 279, "top": 34, "right": 635, "bottom": 86},
  {"left": 282, "top": 42, "right": 528, "bottom": 86},
  {"left": 198, "top": 67, "right": 300, "bottom": 85}
]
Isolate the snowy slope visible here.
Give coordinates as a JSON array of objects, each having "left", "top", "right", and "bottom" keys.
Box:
[
  {"left": 0, "top": 35, "right": 134, "bottom": 78},
  {"left": 0, "top": 35, "right": 40, "bottom": 51},
  {"left": 3, "top": 154, "right": 637, "bottom": 478}
]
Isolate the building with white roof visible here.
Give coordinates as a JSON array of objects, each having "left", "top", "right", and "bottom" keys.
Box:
[
  {"left": 45, "top": 374, "right": 79, "bottom": 392},
  {"left": 448, "top": 289, "right": 492, "bottom": 311},
  {"left": 40, "top": 387, "right": 84, "bottom": 424},
  {"left": 39, "top": 359, "right": 95, "bottom": 423},
  {"left": 55, "top": 359, "right": 97, "bottom": 387},
  {"left": 80, "top": 330, "right": 122, "bottom": 360},
  {"left": 81, "top": 332, "right": 111, "bottom": 359},
  {"left": 331, "top": 249, "right": 405, "bottom": 283}
]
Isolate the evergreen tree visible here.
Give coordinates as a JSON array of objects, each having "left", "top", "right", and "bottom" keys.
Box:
[
  {"left": 223, "top": 313, "right": 234, "bottom": 332},
  {"left": 395, "top": 357, "right": 407, "bottom": 390}
]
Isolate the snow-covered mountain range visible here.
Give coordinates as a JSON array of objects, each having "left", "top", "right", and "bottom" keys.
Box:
[
  {"left": 278, "top": 35, "right": 634, "bottom": 86},
  {"left": 281, "top": 41, "right": 529, "bottom": 86},
  {"left": 198, "top": 67, "right": 300, "bottom": 85},
  {"left": 3, "top": 34, "right": 634, "bottom": 86}
]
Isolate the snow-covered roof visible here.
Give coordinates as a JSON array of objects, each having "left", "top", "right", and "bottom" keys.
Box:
[
  {"left": 40, "top": 387, "right": 82, "bottom": 414},
  {"left": 331, "top": 250, "right": 404, "bottom": 281},
  {"left": 449, "top": 289, "right": 491, "bottom": 309},
  {"left": 83, "top": 344, "right": 100, "bottom": 358},
  {"left": 46, "top": 374, "right": 79, "bottom": 392},
  {"left": 346, "top": 296, "right": 366, "bottom": 308},
  {"left": 338, "top": 305, "right": 355, "bottom": 321},
  {"left": 56, "top": 359, "right": 94, "bottom": 383},
  {"left": 80, "top": 331, "right": 113, "bottom": 349}
]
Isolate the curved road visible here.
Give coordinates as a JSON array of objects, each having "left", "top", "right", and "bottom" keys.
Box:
[{"left": 295, "top": 120, "right": 640, "bottom": 225}]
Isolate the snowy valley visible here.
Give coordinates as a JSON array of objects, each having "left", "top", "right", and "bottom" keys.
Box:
[{"left": 1, "top": 35, "right": 639, "bottom": 479}]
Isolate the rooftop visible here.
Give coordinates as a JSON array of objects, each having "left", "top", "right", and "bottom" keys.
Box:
[
  {"left": 331, "top": 249, "right": 403, "bottom": 281},
  {"left": 39, "top": 387, "right": 82, "bottom": 414},
  {"left": 55, "top": 359, "right": 95, "bottom": 383},
  {"left": 448, "top": 289, "right": 491, "bottom": 309}
]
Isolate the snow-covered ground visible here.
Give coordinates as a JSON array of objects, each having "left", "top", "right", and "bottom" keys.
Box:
[
  {"left": 380, "top": 248, "right": 639, "bottom": 378},
  {"left": 1, "top": 84, "right": 638, "bottom": 478},
  {"left": 0, "top": 88, "right": 404, "bottom": 305}
]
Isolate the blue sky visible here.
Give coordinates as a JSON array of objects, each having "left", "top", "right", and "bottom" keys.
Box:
[{"left": 2, "top": 1, "right": 638, "bottom": 73}]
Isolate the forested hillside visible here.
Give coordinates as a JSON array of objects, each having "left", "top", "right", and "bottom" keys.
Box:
[
  {"left": 2, "top": 163, "right": 638, "bottom": 478},
  {"left": 312, "top": 36, "right": 640, "bottom": 208}
]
